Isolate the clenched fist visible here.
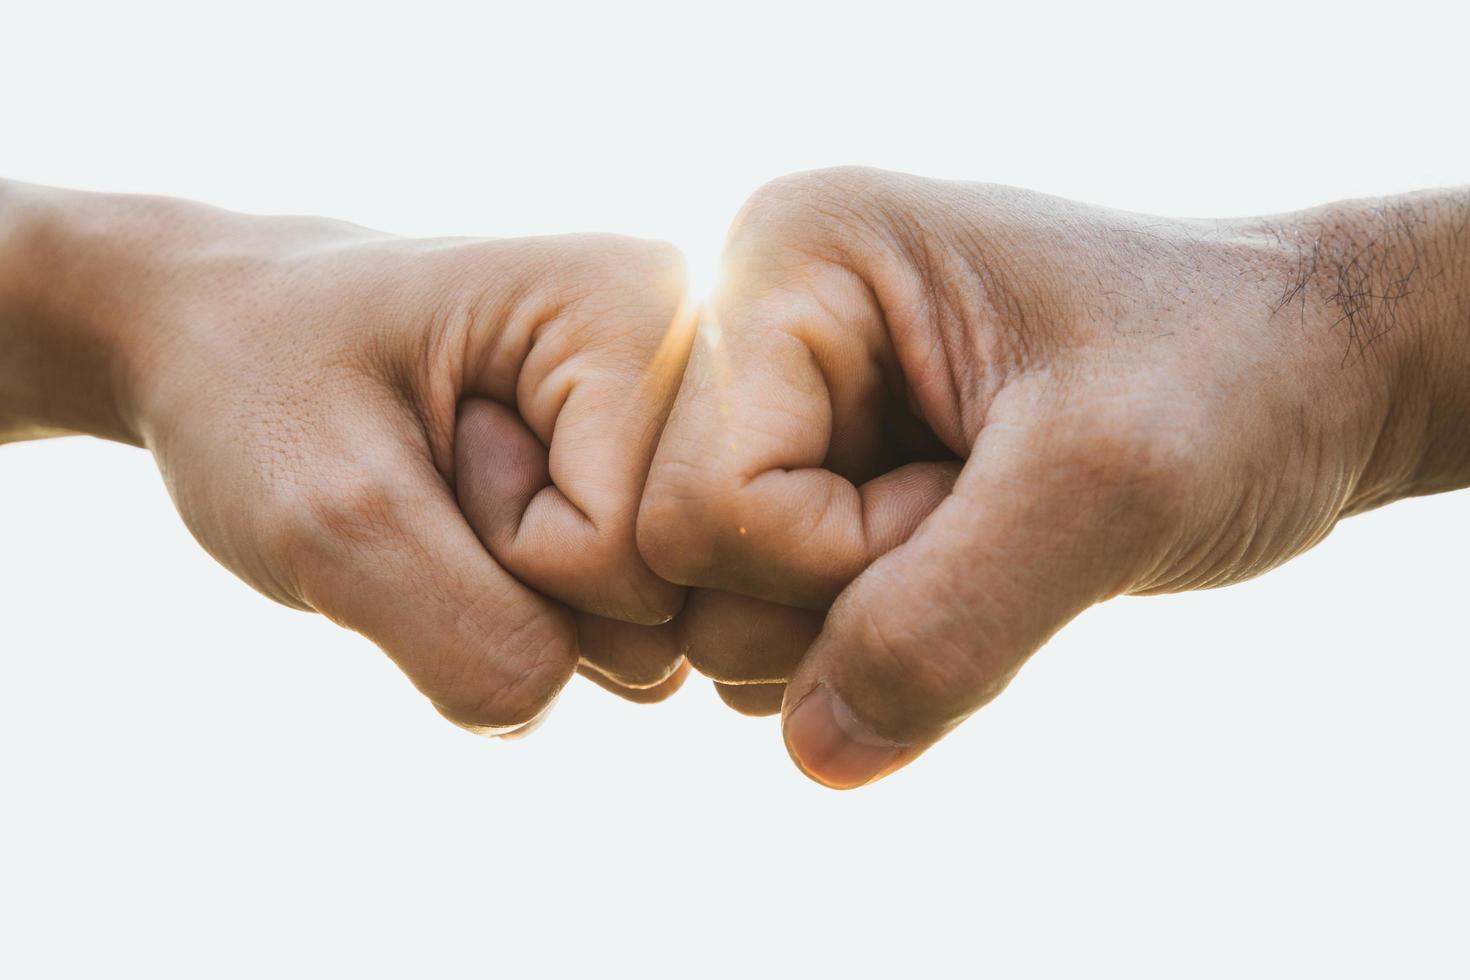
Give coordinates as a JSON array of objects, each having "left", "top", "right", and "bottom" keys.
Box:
[
  {"left": 639, "top": 168, "right": 1470, "bottom": 788},
  {"left": 5, "top": 174, "right": 1467, "bottom": 787},
  {"left": 1, "top": 183, "right": 697, "bottom": 730}
]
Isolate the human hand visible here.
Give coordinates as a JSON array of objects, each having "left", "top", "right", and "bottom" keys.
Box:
[
  {"left": 6, "top": 186, "right": 695, "bottom": 730},
  {"left": 639, "top": 168, "right": 1468, "bottom": 787}
]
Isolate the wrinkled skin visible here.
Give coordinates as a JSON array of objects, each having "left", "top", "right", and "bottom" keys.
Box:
[
  {"left": 6, "top": 177, "right": 1464, "bottom": 785},
  {"left": 639, "top": 167, "right": 1461, "bottom": 787},
  {"left": 93, "top": 198, "right": 702, "bottom": 729}
]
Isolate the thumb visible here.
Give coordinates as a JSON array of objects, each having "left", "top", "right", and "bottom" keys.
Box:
[{"left": 781, "top": 410, "right": 1168, "bottom": 788}]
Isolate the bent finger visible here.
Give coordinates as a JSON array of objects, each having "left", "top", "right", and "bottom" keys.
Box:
[
  {"left": 456, "top": 396, "right": 684, "bottom": 625},
  {"left": 674, "top": 589, "right": 821, "bottom": 684},
  {"left": 579, "top": 659, "right": 692, "bottom": 704},
  {"left": 714, "top": 681, "right": 787, "bottom": 717},
  {"left": 576, "top": 612, "right": 686, "bottom": 690}
]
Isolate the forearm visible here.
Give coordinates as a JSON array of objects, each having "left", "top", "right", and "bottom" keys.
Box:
[
  {"left": 0, "top": 181, "right": 164, "bottom": 445},
  {"left": 0, "top": 182, "right": 379, "bottom": 449},
  {"left": 1258, "top": 188, "right": 1470, "bottom": 507},
  {"left": 1387, "top": 190, "right": 1470, "bottom": 498}
]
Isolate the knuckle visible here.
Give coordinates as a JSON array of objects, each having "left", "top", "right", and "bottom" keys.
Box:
[
  {"left": 261, "top": 460, "right": 456, "bottom": 619},
  {"left": 730, "top": 167, "right": 901, "bottom": 245},
  {"left": 272, "top": 465, "right": 417, "bottom": 577},
  {"left": 633, "top": 237, "right": 690, "bottom": 287},
  {"left": 636, "top": 462, "right": 747, "bottom": 585},
  {"left": 566, "top": 235, "right": 689, "bottom": 309},
  {"left": 719, "top": 169, "right": 920, "bottom": 300},
  {"left": 605, "top": 233, "right": 685, "bottom": 274},
  {"left": 518, "top": 501, "right": 683, "bottom": 624},
  {"left": 311, "top": 470, "right": 412, "bottom": 544},
  {"left": 744, "top": 166, "right": 892, "bottom": 213}
]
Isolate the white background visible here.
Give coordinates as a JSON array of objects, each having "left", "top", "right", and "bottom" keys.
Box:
[{"left": 3, "top": 1, "right": 1468, "bottom": 976}]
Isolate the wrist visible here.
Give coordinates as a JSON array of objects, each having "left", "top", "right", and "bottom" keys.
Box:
[
  {"left": 1257, "top": 190, "right": 1470, "bottom": 510},
  {"left": 1385, "top": 191, "right": 1470, "bottom": 499},
  {"left": 0, "top": 183, "right": 388, "bottom": 449},
  {"left": 0, "top": 183, "right": 184, "bottom": 445}
]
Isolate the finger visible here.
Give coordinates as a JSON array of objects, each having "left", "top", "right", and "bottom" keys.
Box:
[
  {"left": 287, "top": 434, "right": 578, "bottom": 734},
  {"left": 638, "top": 264, "right": 959, "bottom": 608},
  {"left": 714, "top": 681, "right": 786, "bottom": 717},
  {"left": 781, "top": 410, "right": 1160, "bottom": 788},
  {"left": 496, "top": 697, "right": 560, "bottom": 741},
  {"left": 453, "top": 399, "right": 688, "bottom": 694},
  {"left": 457, "top": 395, "right": 684, "bottom": 626},
  {"left": 454, "top": 239, "right": 695, "bottom": 626},
  {"left": 575, "top": 612, "right": 686, "bottom": 690},
  {"left": 578, "top": 659, "right": 691, "bottom": 704},
  {"left": 674, "top": 589, "right": 820, "bottom": 684}
]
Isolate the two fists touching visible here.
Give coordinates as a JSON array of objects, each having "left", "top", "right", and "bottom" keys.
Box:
[
  {"left": 11, "top": 171, "right": 1460, "bottom": 787},
  {"left": 130, "top": 172, "right": 978, "bottom": 784},
  {"left": 479, "top": 167, "right": 1455, "bottom": 788}
]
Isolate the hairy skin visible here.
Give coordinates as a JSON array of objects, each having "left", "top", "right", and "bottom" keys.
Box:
[
  {"left": 4, "top": 174, "right": 1465, "bottom": 779},
  {"left": 638, "top": 168, "right": 1470, "bottom": 788},
  {"left": 0, "top": 182, "right": 699, "bottom": 729}
]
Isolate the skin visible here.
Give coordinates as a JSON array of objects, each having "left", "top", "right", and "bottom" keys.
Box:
[
  {"left": 638, "top": 167, "right": 1470, "bottom": 788},
  {"left": 0, "top": 181, "right": 701, "bottom": 730},
  {"left": 5, "top": 173, "right": 1467, "bottom": 788}
]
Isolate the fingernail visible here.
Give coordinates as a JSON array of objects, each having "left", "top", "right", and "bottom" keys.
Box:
[{"left": 784, "top": 684, "right": 904, "bottom": 789}]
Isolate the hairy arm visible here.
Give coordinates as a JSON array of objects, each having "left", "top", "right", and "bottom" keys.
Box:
[
  {"left": 1257, "top": 189, "right": 1470, "bottom": 503},
  {"left": 639, "top": 170, "right": 1470, "bottom": 787}
]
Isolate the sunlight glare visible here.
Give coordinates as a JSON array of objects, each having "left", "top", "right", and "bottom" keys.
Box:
[{"left": 679, "top": 237, "right": 726, "bottom": 307}]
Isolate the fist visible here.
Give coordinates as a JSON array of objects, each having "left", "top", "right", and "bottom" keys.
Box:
[
  {"left": 638, "top": 167, "right": 1423, "bottom": 786},
  {"left": 135, "top": 207, "right": 697, "bottom": 731}
]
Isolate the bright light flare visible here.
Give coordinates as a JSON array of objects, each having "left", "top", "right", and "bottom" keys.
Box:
[
  {"left": 679, "top": 237, "right": 726, "bottom": 308},
  {"left": 640, "top": 237, "right": 733, "bottom": 415}
]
